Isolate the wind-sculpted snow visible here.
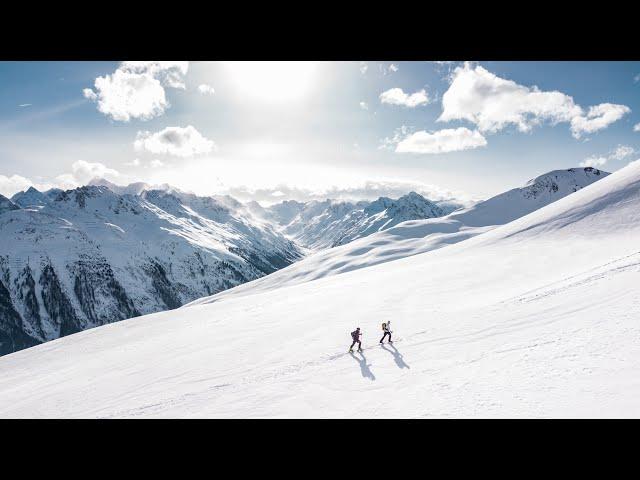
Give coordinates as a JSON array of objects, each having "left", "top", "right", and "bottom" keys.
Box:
[
  {"left": 0, "top": 184, "right": 303, "bottom": 355},
  {"left": 0, "top": 164, "right": 637, "bottom": 417},
  {"left": 189, "top": 167, "right": 608, "bottom": 306}
]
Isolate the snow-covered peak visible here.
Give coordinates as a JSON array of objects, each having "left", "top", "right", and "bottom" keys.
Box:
[
  {"left": 88, "top": 177, "right": 182, "bottom": 197},
  {"left": 10, "top": 186, "right": 48, "bottom": 208},
  {"left": 51, "top": 185, "right": 122, "bottom": 211},
  {"left": 523, "top": 167, "right": 606, "bottom": 196},
  {"left": 139, "top": 189, "right": 188, "bottom": 216},
  {"left": 245, "top": 200, "right": 268, "bottom": 218},
  {"left": 453, "top": 167, "right": 609, "bottom": 228},
  {"left": 366, "top": 191, "right": 444, "bottom": 218}
]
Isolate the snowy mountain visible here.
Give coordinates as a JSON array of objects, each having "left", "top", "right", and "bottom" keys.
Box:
[
  {"left": 0, "top": 194, "right": 19, "bottom": 214},
  {"left": 191, "top": 167, "right": 609, "bottom": 304},
  {"left": 0, "top": 184, "right": 303, "bottom": 356},
  {"left": 261, "top": 192, "right": 454, "bottom": 250},
  {"left": 0, "top": 162, "right": 637, "bottom": 418}
]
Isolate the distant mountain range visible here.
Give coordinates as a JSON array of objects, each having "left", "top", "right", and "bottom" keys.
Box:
[
  {"left": 249, "top": 191, "right": 459, "bottom": 250},
  {"left": 190, "top": 167, "right": 609, "bottom": 305}
]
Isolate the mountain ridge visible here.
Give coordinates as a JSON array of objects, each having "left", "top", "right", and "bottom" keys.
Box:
[{"left": 188, "top": 166, "right": 609, "bottom": 306}]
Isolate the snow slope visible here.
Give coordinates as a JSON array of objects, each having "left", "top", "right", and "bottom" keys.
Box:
[
  {"left": 190, "top": 167, "right": 608, "bottom": 304},
  {"left": 0, "top": 163, "right": 638, "bottom": 418}
]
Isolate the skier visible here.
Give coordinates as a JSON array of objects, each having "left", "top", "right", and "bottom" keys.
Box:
[
  {"left": 349, "top": 327, "right": 363, "bottom": 352},
  {"left": 379, "top": 321, "right": 392, "bottom": 344}
]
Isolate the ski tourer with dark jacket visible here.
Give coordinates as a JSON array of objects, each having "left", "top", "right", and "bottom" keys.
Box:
[{"left": 349, "top": 327, "right": 362, "bottom": 352}]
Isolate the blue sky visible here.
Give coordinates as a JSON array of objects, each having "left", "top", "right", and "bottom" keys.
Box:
[{"left": 1, "top": 61, "right": 639, "bottom": 204}]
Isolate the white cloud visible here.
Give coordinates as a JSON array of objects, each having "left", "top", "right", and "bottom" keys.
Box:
[
  {"left": 198, "top": 84, "right": 215, "bottom": 95},
  {"left": 134, "top": 125, "right": 215, "bottom": 157},
  {"left": 359, "top": 101, "right": 368, "bottom": 110},
  {"left": 83, "top": 61, "right": 188, "bottom": 122},
  {"left": 439, "top": 62, "right": 630, "bottom": 139},
  {"left": 55, "top": 160, "right": 120, "bottom": 188},
  {"left": 82, "top": 88, "right": 97, "bottom": 101},
  {"left": 121, "top": 61, "right": 189, "bottom": 89},
  {"left": 359, "top": 62, "right": 368, "bottom": 75},
  {"left": 570, "top": 103, "right": 631, "bottom": 139},
  {"left": 149, "top": 159, "right": 164, "bottom": 168},
  {"left": 395, "top": 127, "right": 487, "bottom": 154},
  {"left": 610, "top": 145, "right": 635, "bottom": 161},
  {"left": 0, "top": 174, "right": 35, "bottom": 197},
  {"left": 380, "top": 125, "right": 414, "bottom": 151},
  {"left": 579, "top": 156, "right": 608, "bottom": 168},
  {"left": 220, "top": 178, "right": 471, "bottom": 206},
  {"left": 634, "top": 123, "right": 640, "bottom": 132},
  {"left": 431, "top": 61, "right": 460, "bottom": 77},
  {"left": 124, "top": 158, "right": 141, "bottom": 167},
  {"left": 580, "top": 144, "right": 635, "bottom": 168},
  {"left": 18, "top": 103, "right": 32, "bottom": 108},
  {"left": 380, "top": 88, "right": 429, "bottom": 108},
  {"left": 634, "top": 73, "right": 640, "bottom": 83},
  {"left": 380, "top": 63, "right": 399, "bottom": 75}
]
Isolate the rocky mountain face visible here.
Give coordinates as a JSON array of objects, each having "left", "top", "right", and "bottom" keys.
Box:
[
  {"left": 0, "top": 194, "right": 19, "bottom": 214},
  {"left": 0, "top": 184, "right": 303, "bottom": 355}
]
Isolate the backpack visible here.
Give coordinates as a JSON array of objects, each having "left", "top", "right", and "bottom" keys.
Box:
[
  {"left": 381, "top": 323, "right": 386, "bottom": 331},
  {"left": 351, "top": 330, "right": 359, "bottom": 339}
]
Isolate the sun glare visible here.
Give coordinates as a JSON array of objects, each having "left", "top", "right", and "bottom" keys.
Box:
[{"left": 224, "top": 61, "right": 318, "bottom": 102}]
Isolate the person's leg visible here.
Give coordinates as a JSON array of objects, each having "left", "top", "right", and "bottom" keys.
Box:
[
  {"left": 380, "top": 333, "right": 385, "bottom": 343},
  {"left": 388, "top": 332, "right": 392, "bottom": 342},
  {"left": 358, "top": 340, "right": 362, "bottom": 350}
]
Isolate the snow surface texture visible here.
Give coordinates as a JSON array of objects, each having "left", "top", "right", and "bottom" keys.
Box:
[
  {"left": 1, "top": 165, "right": 637, "bottom": 417},
  {"left": 190, "top": 167, "right": 607, "bottom": 305}
]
